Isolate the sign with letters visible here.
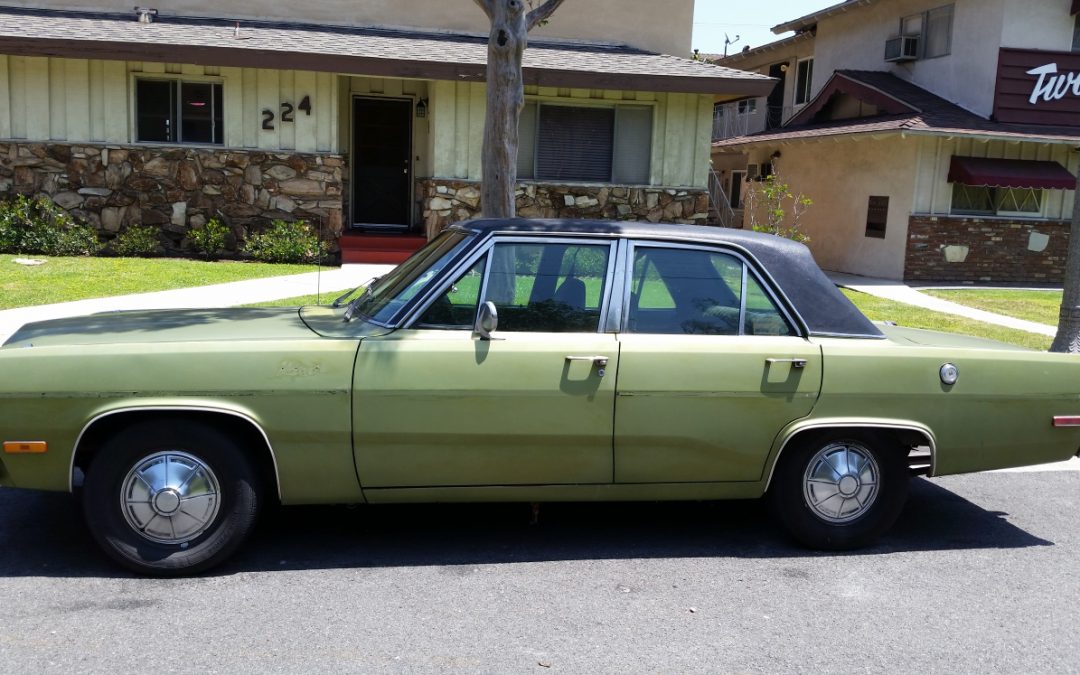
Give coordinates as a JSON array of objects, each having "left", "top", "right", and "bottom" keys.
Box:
[{"left": 993, "top": 48, "right": 1080, "bottom": 126}]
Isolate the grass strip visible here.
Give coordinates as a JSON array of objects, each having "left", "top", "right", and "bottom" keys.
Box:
[
  {"left": 0, "top": 256, "right": 327, "bottom": 309},
  {"left": 921, "top": 288, "right": 1060, "bottom": 326},
  {"left": 842, "top": 289, "right": 1051, "bottom": 351}
]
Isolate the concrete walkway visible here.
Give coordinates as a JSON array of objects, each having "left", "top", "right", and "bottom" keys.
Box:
[
  {"left": 0, "top": 263, "right": 394, "bottom": 343},
  {"left": 827, "top": 272, "right": 1058, "bottom": 337}
]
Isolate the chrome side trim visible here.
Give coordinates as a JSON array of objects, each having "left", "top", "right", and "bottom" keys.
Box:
[
  {"left": 764, "top": 421, "right": 938, "bottom": 491},
  {"left": 69, "top": 406, "right": 283, "bottom": 499}
]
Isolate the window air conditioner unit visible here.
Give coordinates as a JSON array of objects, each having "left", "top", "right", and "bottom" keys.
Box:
[{"left": 884, "top": 35, "right": 919, "bottom": 62}]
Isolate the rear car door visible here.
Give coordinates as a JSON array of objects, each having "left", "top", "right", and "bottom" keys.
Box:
[{"left": 613, "top": 242, "right": 822, "bottom": 483}]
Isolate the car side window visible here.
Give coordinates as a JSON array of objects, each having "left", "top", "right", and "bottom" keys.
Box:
[
  {"left": 414, "top": 257, "right": 486, "bottom": 329},
  {"left": 483, "top": 242, "right": 610, "bottom": 332},
  {"left": 626, "top": 246, "right": 792, "bottom": 336}
]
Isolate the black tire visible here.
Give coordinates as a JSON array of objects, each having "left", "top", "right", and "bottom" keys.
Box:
[
  {"left": 83, "top": 421, "right": 262, "bottom": 576},
  {"left": 770, "top": 431, "right": 908, "bottom": 550}
]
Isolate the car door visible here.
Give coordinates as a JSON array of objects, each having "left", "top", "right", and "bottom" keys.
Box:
[
  {"left": 614, "top": 242, "right": 822, "bottom": 483},
  {"left": 353, "top": 237, "right": 619, "bottom": 488}
]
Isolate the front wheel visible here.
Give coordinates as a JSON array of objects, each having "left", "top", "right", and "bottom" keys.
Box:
[
  {"left": 83, "top": 422, "right": 262, "bottom": 576},
  {"left": 770, "top": 432, "right": 908, "bottom": 550}
]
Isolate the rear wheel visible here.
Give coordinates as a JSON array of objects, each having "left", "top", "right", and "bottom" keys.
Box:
[
  {"left": 771, "top": 432, "right": 908, "bottom": 550},
  {"left": 83, "top": 421, "right": 261, "bottom": 576}
]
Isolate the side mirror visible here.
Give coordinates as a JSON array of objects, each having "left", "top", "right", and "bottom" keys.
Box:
[{"left": 475, "top": 301, "right": 499, "bottom": 340}]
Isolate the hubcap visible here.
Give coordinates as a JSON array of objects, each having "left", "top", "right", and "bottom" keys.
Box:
[
  {"left": 802, "top": 441, "right": 880, "bottom": 524},
  {"left": 120, "top": 451, "right": 221, "bottom": 545}
]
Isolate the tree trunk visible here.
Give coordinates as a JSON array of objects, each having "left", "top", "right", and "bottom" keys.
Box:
[
  {"left": 477, "top": 0, "right": 527, "bottom": 218},
  {"left": 1050, "top": 171, "right": 1080, "bottom": 352},
  {"left": 473, "top": 0, "right": 566, "bottom": 218}
]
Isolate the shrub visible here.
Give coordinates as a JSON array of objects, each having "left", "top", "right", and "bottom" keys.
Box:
[
  {"left": 242, "top": 219, "right": 326, "bottom": 264},
  {"left": 190, "top": 217, "right": 229, "bottom": 260},
  {"left": 112, "top": 225, "right": 160, "bottom": 257},
  {"left": 0, "top": 194, "right": 101, "bottom": 256}
]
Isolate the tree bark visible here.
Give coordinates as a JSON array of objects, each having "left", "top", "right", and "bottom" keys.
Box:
[
  {"left": 1050, "top": 170, "right": 1080, "bottom": 352},
  {"left": 473, "top": 0, "right": 566, "bottom": 218}
]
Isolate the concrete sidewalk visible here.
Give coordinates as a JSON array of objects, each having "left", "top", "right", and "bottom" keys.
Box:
[
  {"left": 827, "top": 272, "right": 1057, "bottom": 337},
  {"left": 0, "top": 263, "right": 394, "bottom": 343}
]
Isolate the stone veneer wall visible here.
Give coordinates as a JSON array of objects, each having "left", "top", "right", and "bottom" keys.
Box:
[
  {"left": 418, "top": 178, "right": 710, "bottom": 237},
  {"left": 0, "top": 141, "right": 344, "bottom": 257},
  {"left": 905, "top": 215, "right": 1069, "bottom": 283}
]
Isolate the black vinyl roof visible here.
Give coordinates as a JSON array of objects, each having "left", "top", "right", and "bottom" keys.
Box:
[{"left": 453, "top": 218, "right": 884, "bottom": 339}]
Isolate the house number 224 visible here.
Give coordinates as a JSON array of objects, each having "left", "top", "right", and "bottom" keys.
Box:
[{"left": 262, "top": 96, "right": 312, "bottom": 130}]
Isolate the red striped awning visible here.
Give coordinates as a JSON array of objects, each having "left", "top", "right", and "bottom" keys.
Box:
[{"left": 947, "top": 156, "right": 1077, "bottom": 190}]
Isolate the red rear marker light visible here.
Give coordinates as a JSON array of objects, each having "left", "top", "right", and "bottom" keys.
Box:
[
  {"left": 3, "top": 441, "right": 48, "bottom": 454},
  {"left": 1052, "top": 416, "right": 1080, "bottom": 427}
]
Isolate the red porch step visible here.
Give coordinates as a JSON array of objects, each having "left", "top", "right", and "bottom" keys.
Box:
[{"left": 339, "top": 232, "right": 428, "bottom": 264}]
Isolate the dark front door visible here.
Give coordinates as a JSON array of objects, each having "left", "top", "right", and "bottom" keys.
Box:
[
  {"left": 767, "top": 63, "right": 787, "bottom": 129},
  {"left": 352, "top": 97, "right": 412, "bottom": 229}
]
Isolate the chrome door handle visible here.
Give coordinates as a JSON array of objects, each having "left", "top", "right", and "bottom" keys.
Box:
[
  {"left": 766, "top": 357, "right": 807, "bottom": 368},
  {"left": 566, "top": 355, "right": 609, "bottom": 377}
]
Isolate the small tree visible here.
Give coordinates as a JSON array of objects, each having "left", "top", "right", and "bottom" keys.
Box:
[
  {"left": 743, "top": 165, "right": 812, "bottom": 243},
  {"left": 1050, "top": 173, "right": 1080, "bottom": 352},
  {"left": 473, "top": 0, "right": 566, "bottom": 218}
]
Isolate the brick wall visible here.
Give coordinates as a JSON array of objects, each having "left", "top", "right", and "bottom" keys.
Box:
[{"left": 905, "top": 215, "right": 1069, "bottom": 283}]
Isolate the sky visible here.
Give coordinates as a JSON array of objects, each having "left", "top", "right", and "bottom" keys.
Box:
[{"left": 691, "top": 0, "right": 839, "bottom": 57}]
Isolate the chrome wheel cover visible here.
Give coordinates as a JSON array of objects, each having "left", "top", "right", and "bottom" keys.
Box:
[
  {"left": 120, "top": 451, "right": 221, "bottom": 545},
  {"left": 802, "top": 441, "right": 880, "bottom": 524}
]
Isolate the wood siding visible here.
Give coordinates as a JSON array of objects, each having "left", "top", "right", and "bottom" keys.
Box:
[
  {"left": 431, "top": 85, "right": 712, "bottom": 189},
  {"left": 0, "top": 56, "right": 338, "bottom": 153}
]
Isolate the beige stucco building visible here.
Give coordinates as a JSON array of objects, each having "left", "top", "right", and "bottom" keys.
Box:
[
  {"left": 712, "top": 0, "right": 1080, "bottom": 283},
  {"left": 0, "top": 1, "right": 772, "bottom": 261}
]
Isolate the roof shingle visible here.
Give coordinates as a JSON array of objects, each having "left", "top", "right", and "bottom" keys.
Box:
[
  {"left": 714, "top": 70, "right": 1080, "bottom": 148},
  {"left": 0, "top": 6, "right": 774, "bottom": 96}
]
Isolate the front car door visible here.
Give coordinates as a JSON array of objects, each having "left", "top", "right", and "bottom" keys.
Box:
[
  {"left": 614, "top": 242, "right": 822, "bottom": 483},
  {"left": 353, "top": 236, "right": 619, "bottom": 488}
]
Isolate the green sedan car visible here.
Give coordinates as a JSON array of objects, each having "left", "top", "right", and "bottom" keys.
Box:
[{"left": 1, "top": 219, "right": 1078, "bottom": 575}]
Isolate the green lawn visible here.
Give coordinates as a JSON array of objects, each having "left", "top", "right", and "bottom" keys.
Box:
[
  {"left": 843, "top": 289, "right": 1051, "bottom": 351},
  {"left": 921, "top": 288, "right": 1061, "bottom": 326},
  {"left": 0, "top": 256, "right": 324, "bottom": 309}
]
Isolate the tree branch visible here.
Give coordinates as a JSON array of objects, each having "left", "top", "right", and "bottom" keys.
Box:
[
  {"left": 526, "top": 0, "right": 566, "bottom": 31},
  {"left": 473, "top": 0, "right": 495, "bottom": 20}
]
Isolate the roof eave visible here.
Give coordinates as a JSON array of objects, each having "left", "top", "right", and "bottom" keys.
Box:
[
  {"left": 712, "top": 126, "right": 1080, "bottom": 149},
  {"left": 771, "top": 0, "right": 879, "bottom": 35},
  {"left": 0, "top": 35, "right": 775, "bottom": 95}
]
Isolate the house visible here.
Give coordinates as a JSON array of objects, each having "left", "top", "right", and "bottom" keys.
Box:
[
  {"left": 0, "top": 0, "right": 773, "bottom": 262},
  {"left": 712, "top": 0, "right": 1080, "bottom": 283}
]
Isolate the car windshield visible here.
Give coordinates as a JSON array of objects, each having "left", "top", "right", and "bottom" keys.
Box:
[{"left": 346, "top": 230, "right": 472, "bottom": 324}]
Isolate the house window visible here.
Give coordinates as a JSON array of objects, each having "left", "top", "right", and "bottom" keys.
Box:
[
  {"left": 1073, "top": 15, "right": 1080, "bottom": 52},
  {"left": 519, "top": 103, "right": 653, "bottom": 184},
  {"left": 737, "top": 99, "right": 757, "bottom": 114},
  {"left": 897, "top": 4, "right": 953, "bottom": 58},
  {"left": 865, "top": 196, "right": 889, "bottom": 238},
  {"left": 136, "top": 79, "right": 224, "bottom": 145},
  {"left": 795, "top": 58, "right": 814, "bottom": 105},
  {"left": 901, "top": 13, "right": 923, "bottom": 37},
  {"left": 924, "top": 5, "right": 953, "bottom": 58},
  {"left": 951, "top": 185, "right": 1042, "bottom": 216}
]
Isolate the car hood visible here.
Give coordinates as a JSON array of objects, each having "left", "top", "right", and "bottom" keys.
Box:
[
  {"left": 1, "top": 306, "right": 389, "bottom": 348},
  {"left": 875, "top": 322, "right": 1032, "bottom": 351}
]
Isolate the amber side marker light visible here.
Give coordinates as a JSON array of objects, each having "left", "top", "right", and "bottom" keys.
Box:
[
  {"left": 1052, "top": 416, "right": 1080, "bottom": 427},
  {"left": 3, "top": 441, "right": 47, "bottom": 454}
]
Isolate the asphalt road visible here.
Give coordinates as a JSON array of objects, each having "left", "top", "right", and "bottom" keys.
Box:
[{"left": 0, "top": 470, "right": 1077, "bottom": 674}]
